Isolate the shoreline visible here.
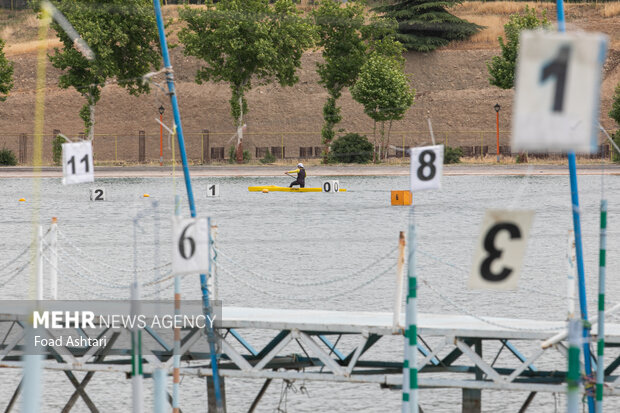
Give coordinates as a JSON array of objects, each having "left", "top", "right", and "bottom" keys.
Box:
[{"left": 1, "top": 164, "right": 620, "bottom": 178}]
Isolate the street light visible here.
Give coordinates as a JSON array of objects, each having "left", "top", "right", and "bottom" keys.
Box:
[
  {"left": 159, "top": 105, "right": 165, "bottom": 166},
  {"left": 494, "top": 103, "right": 501, "bottom": 163}
]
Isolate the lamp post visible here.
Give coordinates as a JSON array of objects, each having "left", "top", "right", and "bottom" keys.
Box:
[
  {"left": 494, "top": 103, "right": 501, "bottom": 163},
  {"left": 159, "top": 105, "right": 165, "bottom": 166}
]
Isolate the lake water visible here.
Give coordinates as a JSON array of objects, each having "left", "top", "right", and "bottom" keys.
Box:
[{"left": 1, "top": 173, "right": 619, "bottom": 412}]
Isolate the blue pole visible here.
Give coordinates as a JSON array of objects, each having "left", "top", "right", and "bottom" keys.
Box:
[
  {"left": 556, "top": 1, "right": 594, "bottom": 411},
  {"left": 152, "top": 2, "right": 224, "bottom": 411}
]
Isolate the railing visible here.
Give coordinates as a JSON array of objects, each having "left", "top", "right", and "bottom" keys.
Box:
[{"left": 0, "top": 129, "right": 614, "bottom": 164}]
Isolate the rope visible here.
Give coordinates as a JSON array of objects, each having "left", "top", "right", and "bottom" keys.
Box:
[
  {"left": 0, "top": 242, "right": 34, "bottom": 278},
  {"left": 218, "top": 261, "right": 396, "bottom": 301},
  {"left": 214, "top": 245, "right": 397, "bottom": 287},
  {"left": 57, "top": 229, "right": 171, "bottom": 274},
  {"left": 0, "top": 253, "right": 37, "bottom": 289}
]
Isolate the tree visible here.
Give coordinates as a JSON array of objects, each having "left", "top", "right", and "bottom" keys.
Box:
[
  {"left": 44, "top": 0, "right": 161, "bottom": 140},
  {"left": 373, "top": 0, "right": 482, "bottom": 52},
  {"left": 487, "top": 6, "right": 549, "bottom": 90},
  {"left": 610, "top": 83, "right": 620, "bottom": 127},
  {"left": 313, "top": 0, "right": 402, "bottom": 161},
  {"left": 179, "top": 0, "right": 315, "bottom": 163},
  {"left": 351, "top": 53, "right": 414, "bottom": 162},
  {"left": 0, "top": 38, "right": 13, "bottom": 102}
]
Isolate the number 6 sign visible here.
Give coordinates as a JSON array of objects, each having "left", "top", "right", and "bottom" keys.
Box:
[
  {"left": 172, "top": 217, "right": 209, "bottom": 275},
  {"left": 410, "top": 145, "right": 444, "bottom": 192},
  {"left": 512, "top": 30, "right": 608, "bottom": 153},
  {"left": 468, "top": 210, "right": 534, "bottom": 291}
]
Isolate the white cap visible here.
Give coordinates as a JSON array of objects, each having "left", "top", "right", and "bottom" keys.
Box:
[{"left": 297, "top": 163, "right": 304, "bottom": 168}]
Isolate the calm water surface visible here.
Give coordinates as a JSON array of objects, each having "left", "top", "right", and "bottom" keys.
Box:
[{"left": 1, "top": 173, "right": 619, "bottom": 412}]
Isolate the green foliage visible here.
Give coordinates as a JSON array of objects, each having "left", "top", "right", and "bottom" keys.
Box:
[
  {"left": 228, "top": 146, "right": 251, "bottom": 164},
  {"left": 180, "top": 0, "right": 315, "bottom": 162},
  {"left": 351, "top": 54, "right": 414, "bottom": 161},
  {"left": 373, "top": 0, "right": 482, "bottom": 52},
  {"left": 314, "top": 1, "right": 403, "bottom": 160},
  {"left": 515, "top": 152, "right": 529, "bottom": 163},
  {"left": 260, "top": 149, "right": 276, "bottom": 164},
  {"left": 0, "top": 148, "right": 17, "bottom": 166},
  {"left": 329, "top": 133, "right": 373, "bottom": 164},
  {"left": 0, "top": 38, "right": 13, "bottom": 102},
  {"left": 487, "top": 6, "right": 549, "bottom": 89},
  {"left": 443, "top": 146, "right": 462, "bottom": 164},
  {"left": 610, "top": 83, "right": 620, "bottom": 126},
  {"left": 44, "top": 0, "right": 161, "bottom": 139},
  {"left": 52, "top": 134, "right": 68, "bottom": 166}
]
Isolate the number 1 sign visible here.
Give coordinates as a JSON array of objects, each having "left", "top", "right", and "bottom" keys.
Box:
[
  {"left": 172, "top": 217, "right": 209, "bottom": 275},
  {"left": 410, "top": 145, "right": 444, "bottom": 192},
  {"left": 512, "top": 30, "right": 608, "bottom": 153},
  {"left": 62, "top": 141, "right": 94, "bottom": 185}
]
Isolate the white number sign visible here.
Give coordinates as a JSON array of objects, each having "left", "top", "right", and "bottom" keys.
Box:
[
  {"left": 410, "top": 145, "right": 443, "bottom": 192},
  {"left": 89, "top": 188, "right": 105, "bottom": 201},
  {"left": 512, "top": 30, "right": 608, "bottom": 153},
  {"left": 172, "top": 217, "right": 209, "bottom": 275},
  {"left": 322, "top": 181, "right": 339, "bottom": 193},
  {"left": 62, "top": 141, "right": 94, "bottom": 185},
  {"left": 207, "top": 184, "right": 220, "bottom": 197},
  {"left": 468, "top": 210, "right": 534, "bottom": 291}
]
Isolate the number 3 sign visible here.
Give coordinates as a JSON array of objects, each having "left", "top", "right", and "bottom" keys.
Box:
[
  {"left": 172, "top": 217, "right": 209, "bottom": 275},
  {"left": 62, "top": 141, "right": 94, "bottom": 185},
  {"left": 468, "top": 210, "right": 534, "bottom": 291},
  {"left": 410, "top": 145, "right": 444, "bottom": 192},
  {"left": 512, "top": 30, "right": 608, "bottom": 153}
]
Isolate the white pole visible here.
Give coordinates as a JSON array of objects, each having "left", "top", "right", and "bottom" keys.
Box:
[
  {"left": 209, "top": 223, "right": 218, "bottom": 301},
  {"left": 567, "top": 230, "right": 577, "bottom": 319},
  {"left": 131, "top": 281, "right": 143, "bottom": 413},
  {"left": 153, "top": 368, "right": 167, "bottom": 413},
  {"left": 393, "top": 231, "right": 406, "bottom": 330},
  {"left": 50, "top": 217, "right": 58, "bottom": 300},
  {"left": 37, "top": 225, "right": 43, "bottom": 301},
  {"left": 22, "top": 325, "right": 43, "bottom": 413},
  {"left": 173, "top": 194, "right": 181, "bottom": 413},
  {"left": 567, "top": 318, "right": 581, "bottom": 413}
]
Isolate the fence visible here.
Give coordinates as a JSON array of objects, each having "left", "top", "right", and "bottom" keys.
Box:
[{"left": 0, "top": 129, "right": 614, "bottom": 165}]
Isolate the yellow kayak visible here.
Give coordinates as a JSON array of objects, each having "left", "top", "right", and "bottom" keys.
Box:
[{"left": 248, "top": 185, "right": 346, "bottom": 192}]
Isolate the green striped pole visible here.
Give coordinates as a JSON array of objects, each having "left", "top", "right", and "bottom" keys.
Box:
[
  {"left": 567, "top": 318, "right": 581, "bottom": 413},
  {"left": 596, "top": 199, "right": 607, "bottom": 413},
  {"left": 402, "top": 213, "right": 418, "bottom": 412}
]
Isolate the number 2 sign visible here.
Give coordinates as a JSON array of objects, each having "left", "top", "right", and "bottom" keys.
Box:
[
  {"left": 512, "top": 30, "right": 608, "bottom": 153},
  {"left": 172, "top": 217, "right": 209, "bottom": 275},
  {"left": 410, "top": 145, "right": 444, "bottom": 192},
  {"left": 468, "top": 210, "right": 534, "bottom": 291},
  {"left": 62, "top": 141, "right": 94, "bottom": 185}
]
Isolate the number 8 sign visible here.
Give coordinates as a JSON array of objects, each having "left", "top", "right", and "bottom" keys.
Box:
[
  {"left": 172, "top": 217, "right": 209, "bottom": 275},
  {"left": 410, "top": 145, "right": 444, "bottom": 192},
  {"left": 512, "top": 30, "right": 608, "bottom": 153}
]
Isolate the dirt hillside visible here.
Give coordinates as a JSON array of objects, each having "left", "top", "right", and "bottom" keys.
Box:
[{"left": 0, "top": 3, "right": 619, "bottom": 164}]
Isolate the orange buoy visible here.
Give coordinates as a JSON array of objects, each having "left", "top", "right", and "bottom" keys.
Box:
[
  {"left": 143, "top": 194, "right": 150, "bottom": 198},
  {"left": 18, "top": 198, "right": 26, "bottom": 202},
  {"left": 262, "top": 189, "right": 269, "bottom": 193}
]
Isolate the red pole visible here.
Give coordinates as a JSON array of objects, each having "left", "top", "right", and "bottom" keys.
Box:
[
  {"left": 160, "top": 114, "right": 163, "bottom": 166},
  {"left": 496, "top": 111, "right": 500, "bottom": 163}
]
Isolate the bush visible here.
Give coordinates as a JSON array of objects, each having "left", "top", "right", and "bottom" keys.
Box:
[
  {"left": 52, "top": 134, "right": 68, "bottom": 166},
  {"left": 0, "top": 148, "right": 17, "bottom": 166},
  {"left": 612, "top": 131, "right": 620, "bottom": 163},
  {"left": 328, "top": 133, "right": 373, "bottom": 163},
  {"left": 444, "top": 146, "right": 463, "bottom": 164},
  {"left": 260, "top": 149, "right": 276, "bottom": 164},
  {"left": 228, "top": 145, "right": 251, "bottom": 164}
]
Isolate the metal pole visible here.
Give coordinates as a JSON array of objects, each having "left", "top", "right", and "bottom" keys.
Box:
[
  {"left": 50, "top": 217, "right": 58, "bottom": 300},
  {"left": 37, "top": 225, "right": 43, "bottom": 301},
  {"left": 496, "top": 111, "right": 500, "bottom": 162},
  {"left": 151, "top": 2, "right": 224, "bottom": 410},
  {"left": 393, "top": 231, "right": 406, "bottom": 330},
  {"left": 131, "top": 219, "right": 143, "bottom": 413},
  {"left": 154, "top": 369, "right": 167, "bottom": 413},
  {"left": 555, "top": 1, "right": 594, "bottom": 410},
  {"left": 596, "top": 199, "right": 607, "bottom": 413},
  {"left": 567, "top": 319, "right": 581, "bottom": 413},
  {"left": 160, "top": 113, "right": 164, "bottom": 166},
  {"left": 173, "top": 194, "right": 181, "bottom": 413},
  {"left": 402, "top": 211, "right": 418, "bottom": 413},
  {"left": 567, "top": 230, "right": 576, "bottom": 320}
]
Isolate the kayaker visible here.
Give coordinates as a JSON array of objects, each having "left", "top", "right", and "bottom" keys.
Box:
[{"left": 286, "top": 163, "right": 306, "bottom": 188}]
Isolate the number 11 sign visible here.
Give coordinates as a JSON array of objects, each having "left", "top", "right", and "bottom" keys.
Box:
[
  {"left": 512, "top": 30, "right": 608, "bottom": 153},
  {"left": 62, "top": 141, "right": 94, "bottom": 185}
]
